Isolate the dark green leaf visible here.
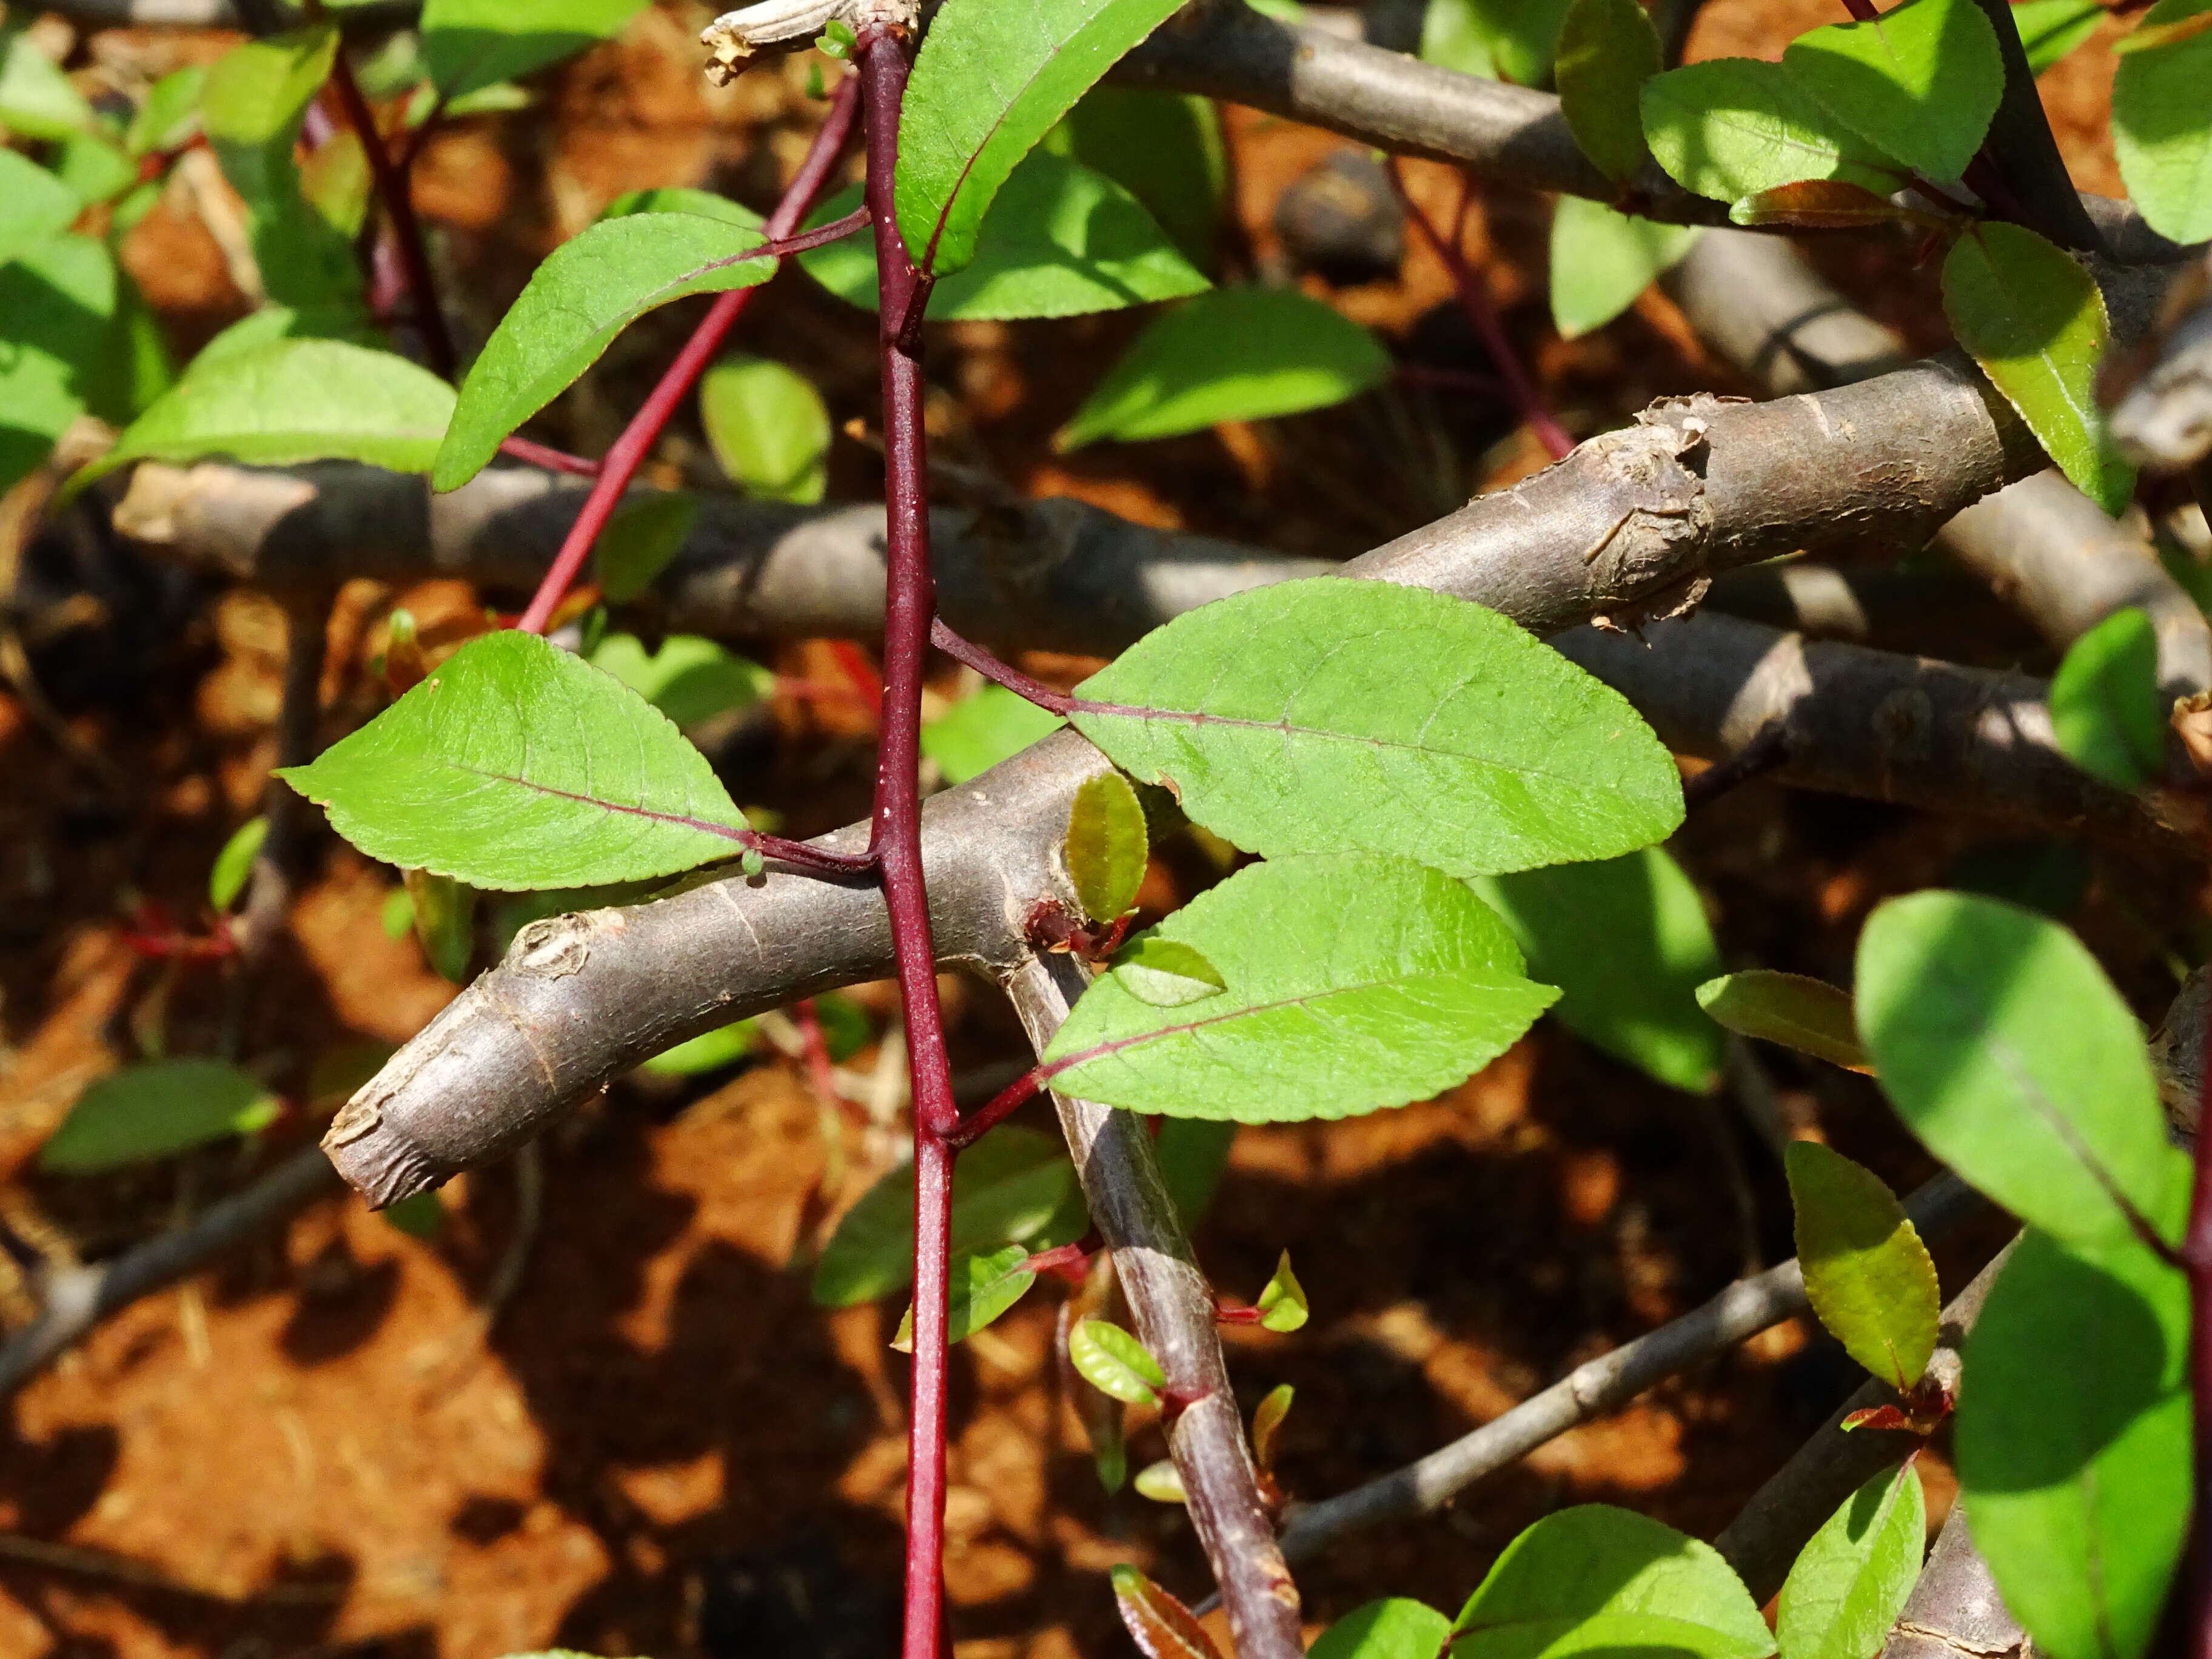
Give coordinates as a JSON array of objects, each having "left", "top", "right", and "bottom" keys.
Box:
[
  {"left": 280, "top": 629, "right": 752, "bottom": 891},
  {"left": 1070, "top": 1316, "right": 1166, "bottom": 1404},
  {"left": 381, "top": 1189, "right": 447, "bottom": 1239},
  {"left": 0, "top": 24, "right": 98, "bottom": 139},
  {"left": 421, "top": 0, "right": 646, "bottom": 101},
  {"left": 1255, "top": 1250, "right": 1308, "bottom": 1332},
  {"left": 435, "top": 212, "right": 777, "bottom": 491},
  {"left": 2010, "top": 0, "right": 2104, "bottom": 73},
  {"left": 1941, "top": 223, "right": 2134, "bottom": 516},
  {"left": 2049, "top": 608, "right": 2167, "bottom": 788},
  {"left": 1555, "top": 0, "right": 1662, "bottom": 183},
  {"left": 209, "top": 816, "right": 269, "bottom": 913},
  {"left": 0, "top": 233, "right": 118, "bottom": 492},
  {"left": 1957, "top": 1230, "right": 2190, "bottom": 1659},
  {"left": 921, "top": 682, "right": 1066, "bottom": 785},
  {"left": 811, "top": 1125, "right": 1077, "bottom": 1306},
  {"left": 1943, "top": 837, "right": 2091, "bottom": 918},
  {"left": 1775, "top": 1463, "right": 1926, "bottom": 1659},
  {"left": 1453, "top": 1505, "right": 1777, "bottom": 1659},
  {"left": 1781, "top": 0, "right": 2004, "bottom": 183},
  {"left": 1422, "top": 0, "right": 1575, "bottom": 87},
  {"left": 403, "top": 866, "right": 477, "bottom": 982},
  {"left": 804, "top": 152, "right": 1207, "bottom": 322},
  {"left": 1856, "top": 890, "right": 2188, "bottom": 1251},
  {"left": 1108, "top": 937, "right": 1227, "bottom": 1007},
  {"left": 699, "top": 354, "right": 830, "bottom": 505},
  {"left": 1695, "top": 970, "right": 1870, "bottom": 1072},
  {"left": 811, "top": 991, "right": 872, "bottom": 1063},
  {"left": 1055, "top": 286, "right": 1389, "bottom": 448},
  {"left": 1156, "top": 1118, "right": 1236, "bottom": 1224},
  {"left": 1550, "top": 199, "right": 1700, "bottom": 338},
  {"left": 1056, "top": 86, "right": 1225, "bottom": 267},
  {"left": 894, "top": 0, "right": 1189, "bottom": 276},
  {"left": 1786, "top": 1141, "right": 1940, "bottom": 1388},
  {"left": 2114, "top": 0, "right": 2212, "bottom": 243},
  {"left": 1044, "top": 855, "right": 1559, "bottom": 1123},
  {"left": 42, "top": 1060, "right": 281, "bottom": 1173},
  {"left": 1472, "top": 846, "right": 1724, "bottom": 1094},
  {"left": 0, "top": 150, "right": 82, "bottom": 270},
  {"left": 640, "top": 1019, "right": 759, "bottom": 1078},
  {"left": 594, "top": 494, "right": 699, "bottom": 604},
  {"left": 1110, "top": 1563, "right": 1225, "bottom": 1659},
  {"left": 1069, "top": 579, "right": 1683, "bottom": 876},
  {"left": 1067, "top": 771, "right": 1148, "bottom": 923},
  {"left": 1641, "top": 58, "right": 1908, "bottom": 203},
  {"left": 892, "top": 1243, "right": 1039, "bottom": 1350},
  {"left": 1310, "top": 1600, "right": 1453, "bottom": 1659}
]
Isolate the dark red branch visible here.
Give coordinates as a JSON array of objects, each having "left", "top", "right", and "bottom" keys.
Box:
[
  {"left": 324, "top": 46, "right": 458, "bottom": 382},
  {"left": 930, "top": 619, "right": 1078, "bottom": 715},
  {"left": 498, "top": 436, "right": 600, "bottom": 477},
  {"left": 945, "top": 1066, "right": 1044, "bottom": 1149}
]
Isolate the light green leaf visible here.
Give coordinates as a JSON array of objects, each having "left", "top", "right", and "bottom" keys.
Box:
[
  {"left": 594, "top": 493, "right": 699, "bottom": 604},
  {"left": 0, "top": 25, "right": 98, "bottom": 139},
  {"left": 1856, "top": 890, "right": 2188, "bottom": 1251},
  {"left": 1069, "top": 1316, "right": 1167, "bottom": 1405},
  {"left": 699, "top": 354, "right": 830, "bottom": 505},
  {"left": 1941, "top": 223, "right": 2134, "bottom": 517},
  {"left": 1786, "top": 1141, "right": 1940, "bottom": 1388},
  {"left": 892, "top": 1243, "right": 1039, "bottom": 1350},
  {"left": 1695, "top": 970, "right": 1870, "bottom": 1071},
  {"left": 811, "top": 1125, "right": 1078, "bottom": 1307},
  {"left": 922, "top": 682, "right": 1066, "bottom": 785},
  {"left": 0, "top": 232, "right": 117, "bottom": 492},
  {"left": 1054, "top": 286, "right": 1389, "bottom": 449},
  {"left": 1454, "top": 1505, "right": 1777, "bottom": 1659},
  {"left": 209, "top": 816, "right": 269, "bottom": 913},
  {"left": 127, "top": 65, "right": 207, "bottom": 157},
  {"left": 434, "top": 212, "right": 776, "bottom": 491},
  {"left": 1641, "top": 58, "right": 1908, "bottom": 203},
  {"left": 1255, "top": 1250, "right": 1308, "bottom": 1332},
  {"left": 194, "top": 302, "right": 385, "bottom": 364},
  {"left": 1422, "top": 0, "right": 1574, "bottom": 87},
  {"left": 1311, "top": 1600, "right": 1453, "bottom": 1659},
  {"left": 1472, "top": 846, "right": 1724, "bottom": 1094},
  {"left": 2113, "top": 0, "right": 2212, "bottom": 244},
  {"left": 804, "top": 152, "right": 1208, "bottom": 323},
  {"left": 421, "top": 0, "right": 646, "bottom": 101},
  {"left": 586, "top": 632, "right": 772, "bottom": 731},
  {"left": 1957, "top": 1230, "right": 2190, "bottom": 1659},
  {"left": 1555, "top": 0, "right": 1662, "bottom": 183},
  {"left": 640, "top": 1019, "right": 759, "bottom": 1077},
  {"left": 1109, "top": 937, "right": 1227, "bottom": 1008},
  {"left": 1067, "top": 771, "right": 1148, "bottom": 923},
  {"left": 1550, "top": 199, "right": 1700, "bottom": 339},
  {"left": 1056, "top": 85, "right": 1224, "bottom": 268},
  {"left": 42, "top": 1060, "right": 281, "bottom": 1173},
  {"left": 56, "top": 134, "right": 138, "bottom": 206},
  {"left": 1133, "top": 1459, "right": 1188, "bottom": 1503},
  {"left": 1044, "top": 854, "right": 1560, "bottom": 1122},
  {"left": 1068, "top": 579, "right": 1683, "bottom": 876},
  {"left": 1775, "top": 1464, "right": 1927, "bottom": 1659},
  {"left": 600, "top": 187, "right": 760, "bottom": 229},
  {"left": 75, "top": 340, "right": 457, "bottom": 495},
  {"left": 2048, "top": 607, "right": 2167, "bottom": 789},
  {"left": 0, "top": 150, "right": 82, "bottom": 270},
  {"left": 894, "top": 0, "right": 1189, "bottom": 276},
  {"left": 2010, "top": 0, "right": 2105, "bottom": 74},
  {"left": 1781, "top": 0, "right": 2005, "bottom": 183},
  {"left": 280, "top": 629, "right": 752, "bottom": 891}
]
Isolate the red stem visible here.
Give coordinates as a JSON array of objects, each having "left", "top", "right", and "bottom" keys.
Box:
[
  {"left": 324, "top": 47, "right": 459, "bottom": 383},
  {"left": 930, "top": 619, "right": 1077, "bottom": 715},
  {"left": 857, "top": 33, "right": 959, "bottom": 1659},
  {"left": 945, "top": 1065, "right": 1044, "bottom": 1149},
  {"left": 1387, "top": 159, "right": 1574, "bottom": 462},
  {"left": 2185, "top": 991, "right": 2212, "bottom": 1659},
  {"left": 514, "top": 75, "right": 863, "bottom": 635},
  {"left": 498, "top": 436, "right": 600, "bottom": 477}
]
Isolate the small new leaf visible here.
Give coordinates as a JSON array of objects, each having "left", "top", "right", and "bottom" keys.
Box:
[
  {"left": 1109, "top": 938, "right": 1227, "bottom": 1008},
  {"left": 1251, "top": 1382, "right": 1294, "bottom": 1472},
  {"left": 1069, "top": 1317, "right": 1167, "bottom": 1406},
  {"left": 1110, "top": 1563, "right": 1225, "bottom": 1659},
  {"left": 2049, "top": 608, "right": 2167, "bottom": 789},
  {"left": 209, "top": 816, "right": 269, "bottom": 913},
  {"left": 1066, "top": 771, "right": 1148, "bottom": 924},
  {"left": 1786, "top": 1142, "right": 1940, "bottom": 1389},
  {"left": 1695, "top": 971, "right": 1870, "bottom": 1072},
  {"left": 1731, "top": 180, "right": 1932, "bottom": 230},
  {"left": 1133, "top": 1460, "right": 1188, "bottom": 1503},
  {"left": 1255, "top": 1250, "right": 1309, "bottom": 1333},
  {"left": 891, "top": 1243, "right": 1037, "bottom": 1351}
]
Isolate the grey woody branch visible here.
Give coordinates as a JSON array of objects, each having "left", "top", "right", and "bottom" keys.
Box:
[{"left": 1878, "top": 1504, "right": 2029, "bottom": 1659}]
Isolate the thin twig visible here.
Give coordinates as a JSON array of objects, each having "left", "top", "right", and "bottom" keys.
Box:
[
  {"left": 1681, "top": 720, "right": 1791, "bottom": 812},
  {"left": 324, "top": 45, "right": 458, "bottom": 381},
  {"left": 232, "top": 589, "right": 333, "bottom": 976}
]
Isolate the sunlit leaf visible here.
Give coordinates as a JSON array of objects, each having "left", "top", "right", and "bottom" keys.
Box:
[
  {"left": 1781, "top": 0, "right": 2003, "bottom": 183},
  {"left": 1312, "top": 1600, "right": 1453, "bottom": 1659},
  {"left": 421, "top": 0, "right": 646, "bottom": 101},
  {"left": 1422, "top": 0, "right": 1574, "bottom": 87},
  {"left": 0, "top": 233, "right": 119, "bottom": 493},
  {"left": 892, "top": 1243, "right": 1038, "bottom": 1350},
  {"left": 640, "top": 1019, "right": 759, "bottom": 1078},
  {"left": 208, "top": 816, "right": 269, "bottom": 913},
  {"left": 1067, "top": 771, "right": 1149, "bottom": 923},
  {"left": 1251, "top": 1382, "right": 1294, "bottom": 1471},
  {"left": 1550, "top": 198, "right": 1700, "bottom": 339},
  {"left": 1695, "top": 970, "right": 1869, "bottom": 1072},
  {"left": 1108, "top": 937, "right": 1227, "bottom": 1008},
  {"left": 126, "top": 64, "right": 207, "bottom": 156},
  {"left": 1775, "top": 1463, "right": 1926, "bottom": 1659},
  {"left": 1255, "top": 1250, "right": 1309, "bottom": 1332},
  {"left": 586, "top": 632, "right": 773, "bottom": 731},
  {"left": 699, "top": 354, "right": 831, "bottom": 505},
  {"left": 2113, "top": 0, "right": 2212, "bottom": 244},
  {"left": 1070, "top": 1316, "right": 1167, "bottom": 1404},
  {"left": 1641, "top": 58, "right": 1907, "bottom": 204},
  {"left": 1133, "top": 1459, "right": 1188, "bottom": 1503},
  {"left": 42, "top": 1059, "right": 281, "bottom": 1173},
  {"left": 0, "top": 24, "right": 98, "bottom": 139},
  {"left": 0, "top": 150, "right": 82, "bottom": 271},
  {"left": 1786, "top": 1141, "right": 1940, "bottom": 1388},
  {"left": 1729, "top": 179, "right": 1927, "bottom": 229},
  {"left": 2009, "top": 0, "right": 2104, "bottom": 73},
  {"left": 1056, "top": 85, "right": 1224, "bottom": 267},
  {"left": 922, "top": 682, "right": 1066, "bottom": 785}
]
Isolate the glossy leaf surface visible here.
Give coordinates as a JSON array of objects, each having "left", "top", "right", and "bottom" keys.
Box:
[
  {"left": 2049, "top": 606, "right": 2167, "bottom": 789},
  {"left": 42, "top": 1060, "right": 281, "bottom": 1173},
  {"left": 2113, "top": 0, "right": 2212, "bottom": 243},
  {"left": 1695, "top": 971, "right": 1869, "bottom": 1071},
  {"left": 1781, "top": 0, "right": 2003, "bottom": 182},
  {"left": 699, "top": 354, "right": 830, "bottom": 504},
  {"left": 1641, "top": 58, "right": 1906, "bottom": 203},
  {"left": 1786, "top": 1141, "right": 1939, "bottom": 1387},
  {"left": 1070, "top": 1317, "right": 1167, "bottom": 1405},
  {"left": 1775, "top": 1463, "right": 1926, "bottom": 1659}
]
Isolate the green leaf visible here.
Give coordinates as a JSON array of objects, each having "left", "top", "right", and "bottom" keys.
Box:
[
  {"left": 56, "top": 134, "right": 139, "bottom": 207},
  {"left": 404, "top": 866, "right": 477, "bottom": 983},
  {"left": 1054, "top": 286, "right": 1389, "bottom": 449},
  {"left": 1251, "top": 1381, "right": 1294, "bottom": 1469},
  {"left": 194, "top": 301, "right": 384, "bottom": 364},
  {"left": 1941, "top": 223, "right": 2134, "bottom": 517},
  {"left": 593, "top": 493, "right": 699, "bottom": 605},
  {"left": 0, "top": 150, "right": 82, "bottom": 270},
  {"left": 2010, "top": 0, "right": 2105, "bottom": 74},
  {"left": 74, "top": 340, "right": 456, "bottom": 497},
  {"left": 640, "top": 1019, "right": 759, "bottom": 1078},
  {"left": 0, "top": 25, "right": 98, "bottom": 140},
  {"left": 1781, "top": 0, "right": 2005, "bottom": 183},
  {"left": 811, "top": 1124, "right": 1078, "bottom": 1306},
  {"left": 209, "top": 816, "right": 269, "bottom": 913},
  {"left": 1069, "top": 1316, "right": 1167, "bottom": 1405},
  {"left": 1555, "top": 0, "right": 1662, "bottom": 182},
  {"left": 1453, "top": 1505, "right": 1777, "bottom": 1659},
  {"left": 803, "top": 152, "right": 1208, "bottom": 323},
  {"left": 381, "top": 1189, "right": 447, "bottom": 1239},
  {"left": 1641, "top": 58, "right": 1908, "bottom": 203},
  {"left": 280, "top": 629, "right": 752, "bottom": 891},
  {"left": 600, "top": 187, "right": 758, "bottom": 229},
  {"left": 1775, "top": 1464, "right": 1927, "bottom": 1659},
  {"left": 1422, "top": 0, "right": 1575, "bottom": 87},
  {"left": 1156, "top": 1118, "right": 1236, "bottom": 1223},
  {"left": 922, "top": 682, "right": 1066, "bottom": 785},
  {"left": 421, "top": 0, "right": 646, "bottom": 101},
  {"left": 1472, "top": 846, "right": 1724, "bottom": 1094},
  {"left": 434, "top": 212, "right": 776, "bottom": 491},
  {"left": 1855, "top": 890, "right": 2189, "bottom": 1252},
  {"left": 587, "top": 632, "right": 772, "bottom": 732},
  {"left": 127, "top": 64, "right": 207, "bottom": 156},
  {"left": 1068, "top": 579, "right": 1683, "bottom": 876},
  {"left": 1255, "top": 1250, "right": 1309, "bottom": 1332},
  {"left": 1550, "top": 199, "right": 1700, "bottom": 339},
  {"left": 892, "top": 1243, "right": 1039, "bottom": 1350},
  {"left": 1067, "top": 771, "right": 1148, "bottom": 923},
  {"left": 699, "top": 354, "right": 830, "bottom": 505},
  {"left": 1108, "top": 937, "right": 1227, "bottom": 1007},
  {"left": 2113, "top": 0, "right": 2212, "bottom": 244},
  {"left": 1786, "top": 1141, "right": 1940, "bottom": 1388},
  {"left": 0, "top": 232, "right": 119, "bottom": 493},
  {"left": 1110, "top": 1564, "right": 1225, "bottom": 1659},
  {"left": 1957, "top": 1230, "right": 2190, "bottom": 1659},
  {"left": 1695, "top": 971, "right": 1870, "bottom": 1072},
  {"left": 1310, "top": 1600, "right": 1454, "bottom": 1659},
  {"left": 1133, "top": 1458, "right": 1188, "bottom": 1503},
  {"left": 1043, "top": 854, "right": 1560, "bottom": 1122},
  {"left": 1056, "top": 86, "right": 1225, "bottom": 269},
  {"left": 894, "top": 0, "right": 1190, "bottom": 276},
  {"left": 2048, "top": 607, "right": 2167, "bottom": 789},
  {"left": 41, "top": 1060, "right": 281, "bottom": 1173}
]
